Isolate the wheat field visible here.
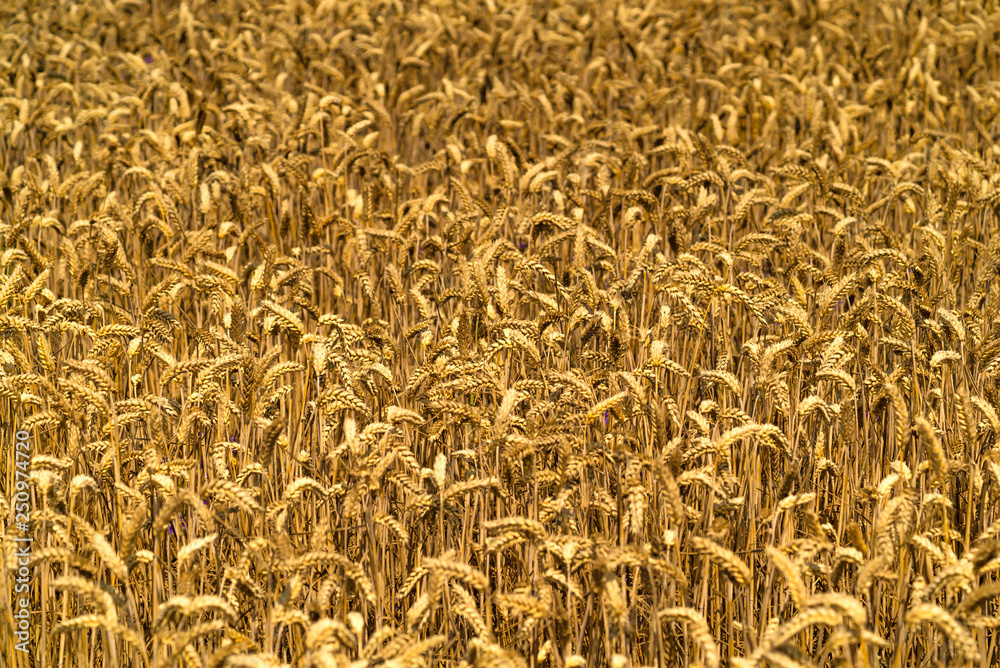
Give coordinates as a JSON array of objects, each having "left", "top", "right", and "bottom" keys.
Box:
[{"left": 2, "top": 0, "right": 1000, "bottom": 666}]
